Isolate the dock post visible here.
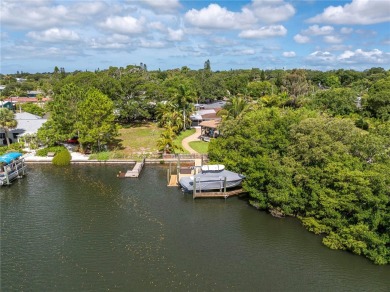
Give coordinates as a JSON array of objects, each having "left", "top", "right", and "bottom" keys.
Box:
[
  {"left": 21, "top": 159, "right": 25, "bottom": 175},
  {"left": 5, "top": 170, "right": 10, "bottom": 185},
  {"left": 223, "top": 177, "right": 227, "bottom": 198},
  {"left": 193, "top": 178, "right": 196, "bottom": 199}
]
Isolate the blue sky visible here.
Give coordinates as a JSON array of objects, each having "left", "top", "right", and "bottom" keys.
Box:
[{"left": 1, "top": 0, "right": 389, "bottom": 73}]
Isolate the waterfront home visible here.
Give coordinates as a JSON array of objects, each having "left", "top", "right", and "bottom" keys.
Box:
[{"left": 0, "top": 112, "right": 47, "bottom": 146}]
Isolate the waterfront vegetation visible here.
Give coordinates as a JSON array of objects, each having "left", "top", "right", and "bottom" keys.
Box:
[{"left": 1, "top": 65, "right": 389, "bottom": 264}]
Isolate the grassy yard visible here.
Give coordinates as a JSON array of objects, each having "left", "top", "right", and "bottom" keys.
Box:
[
  {"left": 188, "top": 141, "right": 209, "bottom": 154},
  {"left": 111, "top": 122, "right": 164, "bottom": 159},
  {"left": 174, "top": 128, "right": 196, "bottom": 153},
  {"left": 104, "top": 123, "right": 207, "bottom": 159}
]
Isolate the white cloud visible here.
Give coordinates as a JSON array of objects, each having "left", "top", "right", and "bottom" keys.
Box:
[
  {"left": 227, "top": 49, "right": 256, "bottom": 56},
  {"left": 247, "top": 0, "right": 296, "bottom": 23},
  {"left": 308, "top": 0, "right": 390, "bottom": 24},
  {"left": 340, "top": 27, "right": 354, "bottom": 34},
  {"left": 89, "top": 34, "right": 132, "bottom": 49},
  {"left": 184, "top": 4, "right": 255, "bottom": 29},
  {"left": 139, "top": 39, "right": 166, "bottom": 48},
  {"left": 303, "top": 25, "right": 334, "bottom": 36},
  {"left": 184, "top": 1, "right": 295, "bottom": 30},
  {"left": 239, "top": 25, "right": 287, "bottom": 39},
  {"left": 135, "top": 0, "right": 181, "bottom": 13},
  {"left": 308, "top": 51, "right": 335, "bottom": 63},
  {"left": 294, "top": 34, "right": 310, "bottom": 44},
  {"left": 100, "top": 16, "right": 145, "bottom": 34},
  {"left": 307, "top": 48, "right": 390, "bottom": 68},
  {"left": 323, "top": 35, "right": 343, "bottom": 44},
  {"left": 338, "top": 49, "right": 390, "bottom": 64},
  {"left": 283, "top": 51, "right": 296, "bottom": 57},
  {"left": 149, "top": 22, "right": 166, "bottom": 32},
  {"left": 27, "top": 28, "right": 80, "bottom": 42},
  {"left": 1, "top": 1, "right": 109, "bottom": 30},
  {"left": 167, "top": 28, "right": 184, "bottom": 41}
]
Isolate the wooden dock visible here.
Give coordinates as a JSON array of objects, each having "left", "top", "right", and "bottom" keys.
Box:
[
  {"left": 117, "top": 158, "right": 145, "bottom": 178},
  {"left": 193, "top": 188, "right": 244, "bottom": 199}
]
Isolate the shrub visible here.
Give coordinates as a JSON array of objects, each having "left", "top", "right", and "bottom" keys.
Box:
[
  {"left": 36, "top": 146, "right": 66, "bottom": 157},
  {"left": 52, "top": 149, "right": 71, "bottom": 166}
]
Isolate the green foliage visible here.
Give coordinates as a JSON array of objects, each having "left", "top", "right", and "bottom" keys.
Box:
[
  {"left": 209, "top": 106, "right": 390, "bottom": 264},
  {"left": 0, "top": 108, "right": 17, "bottom": 146},
  {"left": 52, "top": 149, "right": 71, "bottom": 166},
  {"left": 0, "top": 143, "right": 24, "bottom": 155},
  {"left": 75, "top": 88, "right": 118, "bottom": 151},
  {"left": 309, "top": 88, "right": 359, "bottom": 116},
  {"left": 365, "top": 77, "right": 390, "bottom": 121},
  {"left": 20, "top": 103, "right": 45, "bottom": 117},
  {"left": 89, "top": 151, "right": 110, "bottom": 161},
  {"left": 36, "top": 146, "right": 67, "bottom": 157}
]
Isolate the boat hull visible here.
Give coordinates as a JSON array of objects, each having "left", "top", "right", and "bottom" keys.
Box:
[{"left": 179, "top": 169, "right": 245, "bottom": 192}]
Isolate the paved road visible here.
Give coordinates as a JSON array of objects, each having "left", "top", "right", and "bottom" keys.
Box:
[{"left": 181, "top": 127, "right": 201, "bottom": 154}]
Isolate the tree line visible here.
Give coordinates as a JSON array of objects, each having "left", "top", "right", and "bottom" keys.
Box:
[{"left": 1, "top": 65, "right": 389, "bottom": 264}]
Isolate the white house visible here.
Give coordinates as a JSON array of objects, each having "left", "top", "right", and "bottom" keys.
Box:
[{"left": 0, "top": 112, "right": 47, "bottom": 145}]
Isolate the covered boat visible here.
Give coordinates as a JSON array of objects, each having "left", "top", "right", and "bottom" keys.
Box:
[
  {"left": 179, "top": 165, "right": 245, "bottom": 192},
  {"left": 0, "top": 152, "right": 26, "bottom": 186}
]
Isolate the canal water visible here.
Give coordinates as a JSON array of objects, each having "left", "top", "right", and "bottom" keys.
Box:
[{"left": 1, "top": 165, "right": 389, "bottom": 291}]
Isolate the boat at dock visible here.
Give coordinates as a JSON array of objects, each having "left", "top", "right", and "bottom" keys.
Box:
[
  {"left": 179, "top": 164, "right": 245, "bottom": 192},
  {"left": 0, "top": 152, "right": 27, "bottom": 186}
]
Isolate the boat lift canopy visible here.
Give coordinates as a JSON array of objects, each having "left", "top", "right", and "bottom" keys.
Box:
[{"left": 0, "top": 152, "right": 23, "bottom": 164}]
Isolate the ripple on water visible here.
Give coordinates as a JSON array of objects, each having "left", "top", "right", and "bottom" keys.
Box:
[{"left": 1, "top": 165, "right": 389, "bottom": 291}]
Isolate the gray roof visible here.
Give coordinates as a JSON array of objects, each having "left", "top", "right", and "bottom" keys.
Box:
[{"left": 12, "top": 112, "right": 47, "bottom": 136}]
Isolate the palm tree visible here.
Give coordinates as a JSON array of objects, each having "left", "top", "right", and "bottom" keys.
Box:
[
  {"left": 0, "top": 108, "right": 17, "bottom": 146},
  {"left": 173, "top": 84, "right": 196, "bottom": 130},
  {"left": 156, "top": 122, "right": 180, "bottom": 154},
  {"left": 218, "top": 95, "right": 249, "bottom": 120}
]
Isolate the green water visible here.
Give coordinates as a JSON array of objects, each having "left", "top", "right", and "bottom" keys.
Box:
[{"left": 1, "top": 165, "right": 389, "bottom": 291}]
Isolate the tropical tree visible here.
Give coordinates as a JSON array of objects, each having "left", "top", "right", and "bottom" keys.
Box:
[
  {"left": 218, "top": 95, "right": 249, "bottom": 120},
  {"left": 0, "top": 108, "right": 17, "bottom": 146},
  {"left": 38, "top": 83, "right": 84, "bottom": 145},
  {"left": 75, "top": 88, "right": 118, "bottom": 152},
  {"left": 172, "top": 83, "right": 196, "bottom": 130},
  {"left": 156, "top": 123, "right": 180, "bottom": 154}
]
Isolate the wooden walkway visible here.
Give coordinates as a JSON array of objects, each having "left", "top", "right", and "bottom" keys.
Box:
[
  {"left": 193, "top": 188, "right": 244, "bottom": 199},
  {"left": 117, "top": 158, "right": 145, "bottom": 178}
]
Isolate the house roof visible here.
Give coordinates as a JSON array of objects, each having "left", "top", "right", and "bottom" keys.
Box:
[
  {"left": 199, "top": 119, "right": 220, "bottom": 129},
  {"left": 4, "top": 97, "right": 51, "bottom": 103},
  {"left": 12, "top": 112, "right": 47, "bottom": 136}
]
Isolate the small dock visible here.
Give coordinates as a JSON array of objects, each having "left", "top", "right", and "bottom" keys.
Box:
[
  {"left": 118, "top": 158, "right": 145, "bottom": 178},
  {"left": 193, "top": 188, "right": 244, "bottom": 199},
  {"left": 167, "top": 158, "right": 202, "bottom": 187}
]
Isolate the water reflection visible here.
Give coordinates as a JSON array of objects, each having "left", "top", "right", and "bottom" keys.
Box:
[{"left": 1, "top": 165, "right": 389, "bottom": 291}]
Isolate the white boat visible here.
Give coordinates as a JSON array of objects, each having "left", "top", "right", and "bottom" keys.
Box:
[
  {"left": 0, "top": 152, "right": 27, "bottom": 186},
  {"left": 179, "top": 165, "right": 245, "bottom": 192}
]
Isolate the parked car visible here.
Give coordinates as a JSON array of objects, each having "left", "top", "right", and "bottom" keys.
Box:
[{"left": 66, "top": 136, "right": 79, "bottom": 144}]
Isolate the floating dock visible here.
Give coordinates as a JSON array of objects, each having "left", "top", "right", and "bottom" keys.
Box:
[{"left": 117, "top": 158, "right": 145, "bottom": 178}]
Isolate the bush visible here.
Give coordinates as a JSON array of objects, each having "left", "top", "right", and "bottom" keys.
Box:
[
  {"left": 36, "top": 146, "right": 66, "bottom": 157},
  {"left": 52, "top": 149, "right": 71, "bottom": 166},
  {"left": 96, "top": 152, "right": 110, "bottom": 161},
  {"left": 0, "top": 143, "right": 24, "bottom": 155}
]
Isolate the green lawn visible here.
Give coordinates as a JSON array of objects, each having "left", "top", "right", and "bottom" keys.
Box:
[
  {"left": 174, "top": 128, "right": 196, "bottom": 153},
  {"left": 106, "top": 123, "right": 205, "bottom": 159},
  {"left": 188, "top": 141, "right": 209, "bottom": 154},
  {"left": 113, "top": 122, "right": 164, "bottom": 158}
]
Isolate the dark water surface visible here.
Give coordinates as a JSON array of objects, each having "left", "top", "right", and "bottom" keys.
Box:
[{"left": 1, "top": 165, "right": 389, "bottom": 291}]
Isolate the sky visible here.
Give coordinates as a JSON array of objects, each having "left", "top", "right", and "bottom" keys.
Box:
[{"left": 1, "top": 0, "right": 389, "bottom": 74}]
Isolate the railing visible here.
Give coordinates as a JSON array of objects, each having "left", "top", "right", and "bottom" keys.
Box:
[{"left": 162, "top": 153, "right": 209, "bottom": 160}]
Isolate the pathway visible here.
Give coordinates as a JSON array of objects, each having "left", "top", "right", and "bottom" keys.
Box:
[{"left": 181, "top": 127, "right": 201, "bottom": 154}]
